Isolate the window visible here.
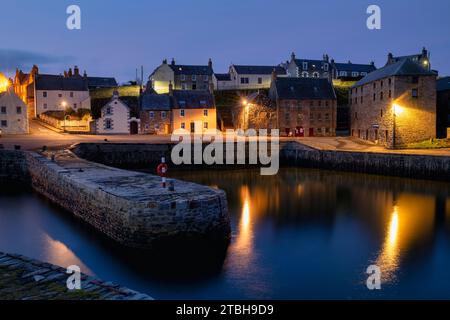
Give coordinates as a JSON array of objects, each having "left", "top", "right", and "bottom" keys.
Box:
[
  {"left": 360, "top": 96, "right": 363, "bottom": 103},
  {"left": 43, "top": 92, "right": 47, "bottom": 98},
  {"left": 354, "top": 112, "right": 358, "bottom": 120},
  {"left": 70, "top": 92, "right": 74, "bottom": 98},
  {"left": 181, "top": 122, "right": 185, "bottom": 129},
  {"left": 318, "top": 101, "right": 322, "bottom": 107},
  {"left": 324, "top": 63, "right": 329, "bottom": 71},
  {"left": 352, "top": 72, "right": 358, "bottom": 77},
  {"left": 373, "top": 83, "right": 376, "bottom": 89},
  {"left": 203, "top": 109, "right": 208, "bottom": 116},
  {"left": 325, "top": 101, "right": 329, "bottom": 107},
  {"left": 381, "top": 81, "right": 383, "bottom": 88},
  {"left": 58, "top": 93, "right": 62, "bottom": 98},
  {"left": 1, "top": 120, "right": 7, "bottom": 127},
  {"left": 412, "top": 88, "right": 418, "bottom": 98},
  {"left": 389, "top": 78, "right": 392, "bottom": 86},
  {"left": 105, "top": 119, "right": 112, "bottom": 129},
  {"left": 106, "top": 107, "right": 112, "bottom": 115},
  {"left": 312, "top": 72, "right": 320, "bottom": 78},
  {"left": 204, "top": 75, "right": 209, "bottom": 81},
  {"left": 149, "top": 111, "right": 154, "bottom": 119},
  {"left": 258, "top": 77, "right": 263, "bottom": 84},
  {"left": 16, "top": 106, "right": 22, "bottom": 114},
  {"left": 380, "top": 92, "right": 384, "bottom": 100},
  {"left": 373, "top": 93, "right": 376, "bottom": 101},
  {"left": 0, "top": 106, "right": 6, "bottom": 114},
  {"left": 389, "top": 90, "right": 392, "bottom": 98},
  {"left": 310, "top": 113, "right": 314, "bottom": 120},
  {"left": 161, "top": 111, "right": 166, "bottom": 119},
  {"left": 240, "top": 77, "right": 249, "bottom": 84},
  {"left": 43, "top": 103, "right": 48, "bottom": 109},
  {"left": 380, "top": 109, "right": 383, "bottom": 117},
  {"left": 204, "top": 122, "right": 208, "bottom": 129},
  {"left": 301, "top": 72, "right": 309, "bottom": 78},
  {"left": 361, "top": 72, "right": 367, "bottom": 76},
  {"left": 180, "top": 109, "right": 185, "bottom": 117},
  {"left": 180, "top": 74, "right": 186, "bottom": 81},
  {"left": 192, "top": 75, "right": 197, "bottom": 81},
  {"left": 325, "top": 113, "right": 329, "bottom": 121},
  {"left": 73, "top": 103, "right": 77, "bottom": 109},
  {"left": 303, "top": 62, "right": 308, "bottom": 70},
  {"left": 340, "top": 71, "right": 348, "bottom": 77}
]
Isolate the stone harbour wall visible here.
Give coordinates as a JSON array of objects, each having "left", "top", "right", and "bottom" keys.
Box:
[
  {"left": 25, "top": 151, "right": 230, "bottom": 249},
  {"left": 282, "top": 142, "right": 450, "bottom": 181},
  {"left": 0, "top": 150, "right": 30, "bottom": 183},
  {"left": 0, "top": 252, "right": 152, "bottom": 300}
]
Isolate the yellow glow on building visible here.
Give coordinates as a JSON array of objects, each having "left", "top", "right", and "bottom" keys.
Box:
[
  {"left": 0, "top": 72, "right": 10, "bottom": 93},
  {"left": 393, "top": 103, "right": 404, "bottom": 116}
]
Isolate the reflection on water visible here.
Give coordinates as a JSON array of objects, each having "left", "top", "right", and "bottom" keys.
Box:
[{"left": 2, "top": 169, "right": 450, "bottom": 299}]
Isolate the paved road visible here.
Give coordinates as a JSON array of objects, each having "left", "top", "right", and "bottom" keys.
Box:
[{"left": 1, "top": 120, "right": 450, "bottom": 156}]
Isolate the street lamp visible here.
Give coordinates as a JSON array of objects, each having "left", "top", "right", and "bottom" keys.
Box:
[{"left": 392, "top": 103, "right": 404, "bottom": 148}]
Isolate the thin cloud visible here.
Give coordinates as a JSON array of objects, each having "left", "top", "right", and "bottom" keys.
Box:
[{"left": 0, "top": 49, "right": 73, "bottom": 73}]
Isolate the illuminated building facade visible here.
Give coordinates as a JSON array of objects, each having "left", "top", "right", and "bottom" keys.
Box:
[{"left": 349, "top": 58, "right": 437, "bottom": 148}]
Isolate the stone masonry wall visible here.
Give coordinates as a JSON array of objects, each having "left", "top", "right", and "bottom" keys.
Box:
[{"left": 0, "top": 150, "right": 30, "bottom": 183}]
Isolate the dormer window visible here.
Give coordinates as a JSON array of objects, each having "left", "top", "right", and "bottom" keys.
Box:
[
  {"left": 303, "top": 62, "right": 308, "bottom": 70},
  {"left": 323, "top": 63, "right": 329, "bottom": 71},
  {"left": 352, "top": 72, "right": 359, "bottom": 77}
]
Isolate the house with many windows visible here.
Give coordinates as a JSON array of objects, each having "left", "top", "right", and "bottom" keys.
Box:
[
  {"left": 140, "top": 93, "right": 172, "bottom": 135},
  {"left": 148, "top": 58, "right": 214, "bottom": 94},
  {"left": 330, "top": 60, "right": 376, "bottom": 81},
  {"left": 269, "top": 76, "right": 337, "bottom": 137},
  {"left": 0, "top": 87, "right": 29, "bottom": 134},
  {"left": 349, "top": 58, "right": 437, "bottom": 147},
  {"left": 286, "top": 53, "right": 331, "bottom": 80},
  {"left": 170, "top": 86, "right": 217, "bottom": 133}
]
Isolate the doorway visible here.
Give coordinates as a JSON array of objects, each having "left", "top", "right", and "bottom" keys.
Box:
[{"left": 130, "top": 121, "right": 138, "bottom": 135}]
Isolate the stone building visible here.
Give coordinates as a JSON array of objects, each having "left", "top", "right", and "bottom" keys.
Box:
[
  {"left": 437, "top": 77, "right": 450, "bottom": 138},
  {"left": 140, "top": 93, "right": 172, "bottom": 134},
  {"left": 234, "top": 91, "right": 277, "bottom": 131},
  {"left": 349, "top": 58, "right": 437, "bottom": 147},
  {"left": 330, "top": 60, "right": 376, "bottom": 82},
  {"left": 386, "top": 47, "right": 431, "bottom": 71},
  {"left": 0, "top": 87, "right": 29, "bottom": 134},
  {"left": 148, "top": 58, "right": 214, "bottom": 94},
  {"left": 95, "top": 91, "right": 139, "bottom": 134},
  {"left": 286, "top": 52, "right": 331, "bottom": 80},
  {"left": 14, "top": 65, "right": 39, "bottom": 119},
  {"left": 269, "top": 76, "right": 337, "bottom": 137}
]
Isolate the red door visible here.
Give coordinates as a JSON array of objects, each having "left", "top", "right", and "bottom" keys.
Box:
[{"left": 309, "top": 128, "right": 314, "bottom": 137}]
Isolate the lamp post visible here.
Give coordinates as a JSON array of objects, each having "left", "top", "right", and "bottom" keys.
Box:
[
  {"left": 62, "top": 101, "right": 68, "bottom": 133},
  {"left": 242, "top": 99, "right": 248, "bottom": 130}
]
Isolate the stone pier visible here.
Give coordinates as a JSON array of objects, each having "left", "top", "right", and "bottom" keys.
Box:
[{"left": 21, "top": 150, "right": 230, "bottom": 249}]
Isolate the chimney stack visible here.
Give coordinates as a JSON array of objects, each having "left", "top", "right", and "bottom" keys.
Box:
[
  {"left": 171, "top": 58, "right": 176, "bottom": 66},
  {"left": 291, "top": 52, "right": 296, "bottom": 61},
  {"left": 208, "top": 58, "right": 213, "bottom": 69}
]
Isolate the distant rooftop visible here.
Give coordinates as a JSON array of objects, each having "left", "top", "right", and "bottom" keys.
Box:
[
  {"left": 437, "top": 77, "right": 450, "bottom": 92},
  {"left": 232, "top": 65, "right": 286, "bottom": 75},
  {"left": 272, "top": 77, "right": 336, "bottom": 100},
  {"left": 354, "top": 59, "right": 436, "bottom": 87}
]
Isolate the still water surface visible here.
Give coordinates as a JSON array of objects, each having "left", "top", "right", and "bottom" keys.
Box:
[{"left": 1, "top": 168, "right": 450, "bottom": 299}]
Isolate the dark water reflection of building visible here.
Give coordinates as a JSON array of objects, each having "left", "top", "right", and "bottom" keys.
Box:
[{"left": 175, "top": 168, "right": 450, "bottom": 288}]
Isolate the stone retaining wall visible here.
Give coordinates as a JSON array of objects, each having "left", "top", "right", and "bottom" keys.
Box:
[{"left": 0, "top": 150, "right": 30, "bottom": 183}]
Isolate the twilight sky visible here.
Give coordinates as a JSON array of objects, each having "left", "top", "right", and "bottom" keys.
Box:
[{"left": 1, "top": 0, "right": 449, "bottom": 83}]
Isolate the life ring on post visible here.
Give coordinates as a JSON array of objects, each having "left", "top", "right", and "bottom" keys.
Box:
[{"left": 157, "top": 163, "right": 168, "bottom": 177}]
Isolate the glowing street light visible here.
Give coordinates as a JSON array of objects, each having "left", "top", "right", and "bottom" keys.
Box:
[{"left": 393, "top": 103, "right": 404, "bottom": 116}]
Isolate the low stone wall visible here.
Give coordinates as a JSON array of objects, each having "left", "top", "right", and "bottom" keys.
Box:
[
  {"left": 0, "top": 252, "right": 152, "bottom": 300},
  {"left": 26, "top": 150, "right": 230, "bottom": 249},
  {"left": 282, "top": 142, "right": 450, "bottom": 181},
  {"left": 72, "top": 142, "right": 450, "bottom": 181},
  {"left": 0, "top": 150, "right": 30, "bottom": 183}
]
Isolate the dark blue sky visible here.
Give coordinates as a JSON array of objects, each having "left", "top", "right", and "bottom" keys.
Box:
[{"left": 1, "top": 0, "right": 449, "bottom": 83}]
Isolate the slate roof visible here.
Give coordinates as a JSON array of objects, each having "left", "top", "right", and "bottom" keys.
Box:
[
  {"left": 272, "top": 78, "right": 336, "bottom": 100},
  {"left": 232, "top": 65, "right": 286, "bottom": 75},
  {"left": 87, "top": 77, "right": 118, "bottom": 88},
  {"left": 35, "top": 74, "right": 89, "bottom": 91},
  {"left": 170, "top": 64, "right": 213, "bottom": 76},
  {"left": 354, "top": 59, "right": 436, "bottom": 87},
  {"left": 172, "top": 90, "right": 215, "bottom": 109},
  {"left": 333, "top": 62, "right": 376, "bottom": 73},
  {"left": 437, "top": 77, "right": 450, "bottom": 92},
  {"left": 141, "top": 94, "right": 172, "bottom": 111},
  {"left": 214, "top": 73, "right": 231, "bottom": 81}
]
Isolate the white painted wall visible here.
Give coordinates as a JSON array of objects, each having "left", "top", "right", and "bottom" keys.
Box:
[
  {"left": 0, "top": 88, "right": 29, "bottom": 134},
  {"left": 35, "top": 89, "right": 91, "bottom": 116},
  {"left": 96, "top": 97, "right": 131, "bottom": 134}
]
